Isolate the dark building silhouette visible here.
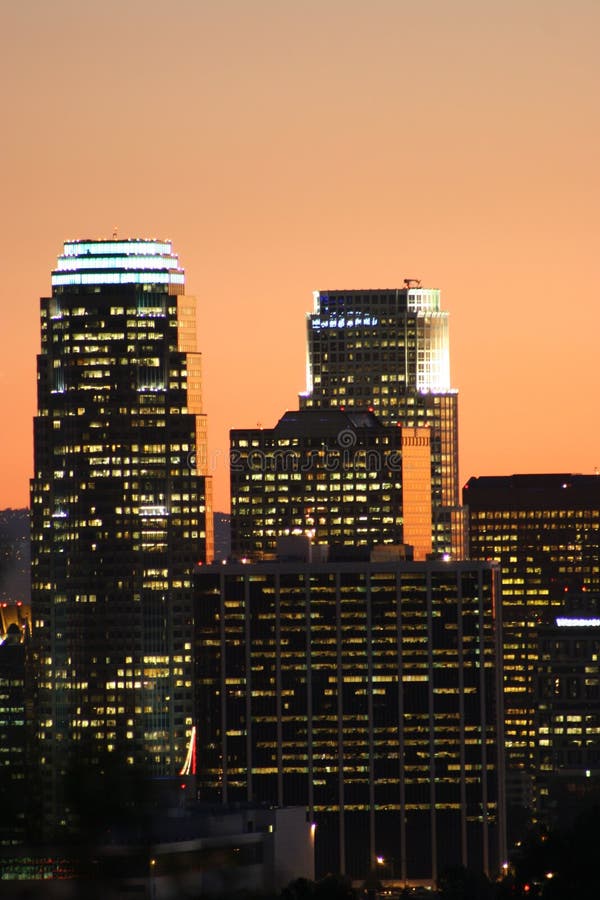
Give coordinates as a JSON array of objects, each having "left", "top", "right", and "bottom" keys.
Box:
[
  {"left": 0, "top": 508, "right": 30, "bottom": 606},
  {"left": 213, "top": 512, "right": 231, "bottom": 561},
  {"left": 464, "top": 473, "right": 600, "bottom": 823},
  {"left": 0, "top": 622, "right": 27, "bottom": 846},
  {"left": 299, "top": 287, "right": 463, "bottom": 557},
  {"left": 194, "top": 555, "right": 506, "bottom": 884},
  {"left": 30, "top": 239, "right": 212, "bottom": 834},
  {"left": 230, "top": 408, "right": 432, "bottom": 561}
]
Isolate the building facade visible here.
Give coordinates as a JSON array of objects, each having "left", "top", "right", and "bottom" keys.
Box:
[
  {"left": 0, "top": 622, "right": 27, "bottom": 846},
  {"left": 464, "top": 474, "right": 600, "bottom": 822},
  {"left": 230, "top": 409, "right": 432, "bottom": 561},
  {"left": 30, "top": 239, "right": 212, "bottom": 834},
  {"left": 194, "top": 558, "right": 506, "bottom": 883},
  {"left": 535, "top": 599, "right": 600, "bottom": 826},
  {"left": 299, "top": 287, "right": 462, "bottom": 557},
  {"left": 0, "top": 508, "right": 30, "bottom": 606}
]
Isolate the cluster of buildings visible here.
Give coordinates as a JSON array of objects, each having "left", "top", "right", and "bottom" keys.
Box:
[{"left": 1, "top": 239, "right": 599, "bottom": 892}]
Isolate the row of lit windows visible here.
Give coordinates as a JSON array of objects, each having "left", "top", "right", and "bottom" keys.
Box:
[{"left": 472, "top": 510, "right": 600, "bottom": 520}]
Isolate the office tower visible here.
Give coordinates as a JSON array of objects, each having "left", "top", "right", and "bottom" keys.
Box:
[
  {"left": 464, "top": 474, "right": 600, "bottom": 824},
  {"left": 299, "top": 286, "right": 462, "bottom": 556},
  {"left": 213, "top": 512, "right": 232, "bottom": 562},
  {"left": 30, "top": 239, "right": 212, "bottom": 834},
  {"left": 0, "top": 620, "right": 26, "bottom": 846},
  {"left": 535, "top": 598, "right": 600, "bottom": 826},
  {"left": 0, "top": 508, "right": 30, "bottom": 606},
  {"left": 230, "top": 408, "right": 432, "bottom": 561},
  {"left": 194, "top": 556, "right": 506, "bottom": 883}
]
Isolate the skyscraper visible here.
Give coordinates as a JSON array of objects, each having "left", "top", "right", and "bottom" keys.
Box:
[
  {"left": 230, "top": 408, "right": 432, "bottom": 561},
  {"left": 535, "top": 597, "right": 600, "bottom": 826},
  {"left": 299, "top": 286, "right": 462, "bottom": 556},
  {"left": 194, "top": 556, "right": 505, "bottom": 882},
  {"left": 30, "top": 239, "right": 212, "bottom": 833},
  {"left": 0, "top": 620, "right": 27, "bottom": 846},
  {"left": 464, "top": 474, "right": 600, "bottom": 824}
]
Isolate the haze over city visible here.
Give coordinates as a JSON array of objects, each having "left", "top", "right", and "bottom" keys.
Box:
[{"left": 2, "top": 0, "right": 599, "bottom": 513}]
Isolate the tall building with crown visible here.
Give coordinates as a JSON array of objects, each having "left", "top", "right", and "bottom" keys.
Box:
[
  {"left": 30, "top": 239, "right": 212, "bottom": 834},
  {"left": 299, "top": 286, "right": 462, "bottom": 557}
]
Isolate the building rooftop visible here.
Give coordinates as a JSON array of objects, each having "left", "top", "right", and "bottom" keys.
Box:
[
  {"left": 232, "top": 408, "right": 390, "bottom": 439},
  {"left": 51, "top": 238, "right": 184, "bottom": 288},
  {"left": 464, "top": 474, "right": 600, "bottom": 507}
]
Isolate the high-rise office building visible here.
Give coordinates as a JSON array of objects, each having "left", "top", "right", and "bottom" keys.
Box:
[
  {"left": 535, "top": 597, "right": 600, "bottom": 826},
  {"left": 230, "top": 408, "right": 432, "bottom": 561},
  {"left": 464, "top": 474, "right": 600, "bottom": 821},
  {"left": 0, "top": 508, "right": 30, "bottom": 606},
  {"left": 299, "top": 286, "right": 462, "bottom": 557},
  {"left": 30, "top": 239, "right": 212, "bottom": 833},
  {"left": 194, "top": 556, "right": 505, "bottom": 883},
  {"left": 0, "top": 620, "right": 27, "bottom": 846}
]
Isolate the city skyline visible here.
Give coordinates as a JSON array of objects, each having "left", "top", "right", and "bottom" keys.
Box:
[{"left": 2, "top": 1, "right": 600, "bottom": 513}]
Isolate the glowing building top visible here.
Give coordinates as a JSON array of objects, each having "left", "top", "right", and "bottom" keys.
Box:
[
  {"left": 303, "top": 286, "right": 451, "bottom": 399},
  {"left": 51, "top": 238, "right": 185, "bottom": 287},
  {"left": 299, "top": 285, "right": 461, "bottom": 558}
]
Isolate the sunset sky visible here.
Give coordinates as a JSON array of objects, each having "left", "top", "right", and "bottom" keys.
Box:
[{"left": 1, "top": 0, "right": 599, "bottom": 513}]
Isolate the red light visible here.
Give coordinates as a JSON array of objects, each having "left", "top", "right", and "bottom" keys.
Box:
[
  {"left": 180, "top": 783, "right": 186, "bottom": 790},
  {"left": 16, "top": 601, "right": 22, "bottom": 606},
  {"left": 197, "top": 561, "right": 203, "bottom": 566}
]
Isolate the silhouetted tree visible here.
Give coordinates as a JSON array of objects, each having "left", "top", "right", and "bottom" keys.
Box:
[
  {"left": 281, "top": 877, "right": 316, "bottom": 900},
  {"left": 313, "top": 874, "right": 357, "bottom": 900},
  {"left": 64, "top": 739, "right": 154, "bottom": 844},
  {"left": 360, "top": 868, "right": 383, "bottom": 900},
  {"left": 438, "top": 864, "right": 492, "bottom": 900},
  {"left": 507, "top": 806, "right": 600, "bottom": 898}
]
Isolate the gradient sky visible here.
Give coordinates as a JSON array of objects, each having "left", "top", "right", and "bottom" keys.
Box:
[{"left": 1, "top": 0, "right": 599, "bottom": 512}]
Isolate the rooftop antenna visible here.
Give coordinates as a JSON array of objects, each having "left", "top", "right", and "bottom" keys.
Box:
[{"left": 112, "top": 227, "right": 118, "bottom": 239}]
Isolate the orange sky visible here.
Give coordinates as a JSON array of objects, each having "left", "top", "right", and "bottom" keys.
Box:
[{"left": 1, "top": 0, "right": 599, "bottom": 513}]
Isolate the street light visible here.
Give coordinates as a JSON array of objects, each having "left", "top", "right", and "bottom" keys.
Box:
[
  {"left": 376, "top": 856, "right": 394, "bottom": 882},
  {"left": 149, "top": 857, "right": 156, "bottom": 900}
]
